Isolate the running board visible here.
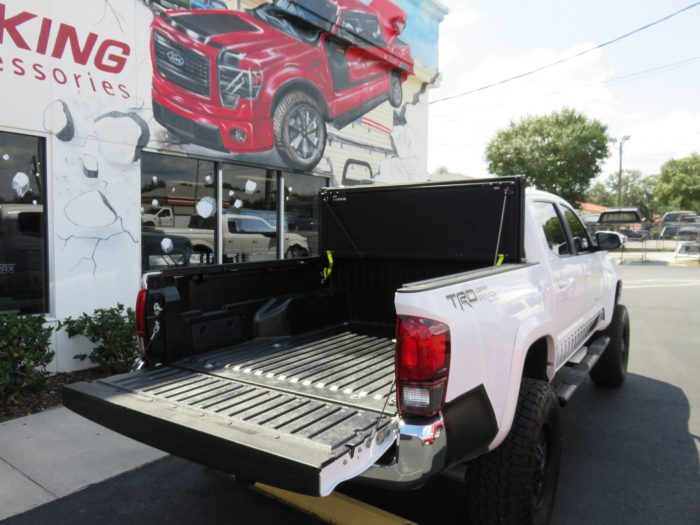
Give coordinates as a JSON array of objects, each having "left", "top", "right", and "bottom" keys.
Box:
[{"left": 552, "top": 336, "right": 610, "bottom": 406}]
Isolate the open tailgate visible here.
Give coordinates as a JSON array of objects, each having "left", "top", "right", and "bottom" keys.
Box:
[{"left": 63, "top": 365, "right": 397, "bottom": 496}]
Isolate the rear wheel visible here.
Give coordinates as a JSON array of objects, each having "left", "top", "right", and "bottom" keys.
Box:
[
  {"left": 388, "top": 72, "right": 403, "bottom": 108},
  {"left": 285, "top": 246, "right": 308, "bottom": 259},
  {"left": 273, "top": 91, "right": 327, "bottom": 171},
  {"left": 590, "top": 303, "right": 630, "bottom": 387},
  {"left": 466, "top": 379, "right": 562, "bottom": 525}
]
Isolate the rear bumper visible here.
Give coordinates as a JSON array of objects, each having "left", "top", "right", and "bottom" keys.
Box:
[
  {"left": 356, "top": 417, "right": 447, "bottom": 490},
  {"left": 355, "top": 384, "right": 498, "bottom": 490}
]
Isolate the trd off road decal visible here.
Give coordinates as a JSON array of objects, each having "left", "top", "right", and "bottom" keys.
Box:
[{"left": 446, "top": 285, "right": 499, "bottom": 310}]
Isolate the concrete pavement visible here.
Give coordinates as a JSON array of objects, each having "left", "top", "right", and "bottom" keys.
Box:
[{"left": 0, "top": 407, "right": 166, "bottom": 521}]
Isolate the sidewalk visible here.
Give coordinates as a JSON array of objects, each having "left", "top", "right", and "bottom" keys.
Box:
[{"left": 0, "top": 407, "right": 165, "bottom": 521}]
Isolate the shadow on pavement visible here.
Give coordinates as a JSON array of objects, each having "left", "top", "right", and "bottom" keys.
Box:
[
  {"left": 2, "top": 456, "right": 320, "bottom": 525},
  {"left": 344, "top": 373, "right": 699, "bottom": 525},
  {"left": 3, "top": 373, "right": 696, "bottom": 525}
]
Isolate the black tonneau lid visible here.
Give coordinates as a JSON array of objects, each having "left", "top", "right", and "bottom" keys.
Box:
[{"left": 319, "top": 177, "right": 525, "bottom": 263}]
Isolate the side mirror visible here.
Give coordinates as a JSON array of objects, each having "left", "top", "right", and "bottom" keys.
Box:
[{"left": 596, "top": 232, "right": 621, "bottom": 251}]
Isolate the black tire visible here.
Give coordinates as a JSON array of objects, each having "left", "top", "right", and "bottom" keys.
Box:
[
  {"left": 589, "top": 303, "right": 630, "bottom": 387},
  {"left": 273, "top": 91, "right": 327, "bottom": 171},
  {"left": 466, "top": 379, "right": 562, "bottom": 525},
  {"left": 142, "top": 221, "right": 155, "bottom": 227},
  {"left": 285, "top": 245, "right": 308, "bottom": 259},
  {"left": 193, "top": 246, "right": 213, "bottom": 265},
  {"left": 388, "top": 71, "right": 403, "bottom": 108}
]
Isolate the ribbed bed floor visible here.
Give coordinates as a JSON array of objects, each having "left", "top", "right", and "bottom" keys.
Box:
[{"left": 177, "top": 322, "right": 397, "bottom": 414}]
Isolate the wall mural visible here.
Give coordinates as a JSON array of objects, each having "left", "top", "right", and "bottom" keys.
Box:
[{"left": 0, "top": 0, "right": 444, "bottom": 325}]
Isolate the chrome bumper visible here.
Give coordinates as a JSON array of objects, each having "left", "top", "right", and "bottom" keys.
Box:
[{"left": 356, "top": 416, "right": 447, "bottom": 489}]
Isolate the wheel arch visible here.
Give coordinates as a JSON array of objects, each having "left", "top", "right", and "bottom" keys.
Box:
[
  {"left": 522, "top": 336, "right": 553, "bottom": 382},
  {"left": 489, "top": 318, "right": 556, "bottom": 451},
  {"left": 271, "top": 80, "right": 330, "bottom": 120},
  {"left": 192, "top": 241, "right": 214, "bottom": 253}
]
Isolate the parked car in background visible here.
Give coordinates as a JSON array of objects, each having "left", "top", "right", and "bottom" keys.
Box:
[
  {"left": 661, "top": 224, "right": 700, "bottom": 240},
  {"left": 155, "top": 213, "right": 309, "bottom": 262},
  {"left": 141, "top": 228, "right": 193, "bottom": 269},
  {"left": 142, "top": 205, "right": 175, "bottom": 227},
  {"left": 619, "top": 228, "right": 650, "bottom": 241},
  {"left": 660, "top": 211, "right": 698, "bottom": 224}
]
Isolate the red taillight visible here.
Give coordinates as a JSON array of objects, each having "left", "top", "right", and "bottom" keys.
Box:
[
  {"left": 135, "top": 289, "right": 147, "bottom": 340},
  {"left": 396, "top": 316, "right": 450, "bottom": 417}
]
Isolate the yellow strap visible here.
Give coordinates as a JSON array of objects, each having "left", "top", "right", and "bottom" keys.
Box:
[
  {"left": 496, "top": 254, "right": 505, "bottom": 266},
  {"left": 322, "top": 250, "right": 334, "bottom": 281}
]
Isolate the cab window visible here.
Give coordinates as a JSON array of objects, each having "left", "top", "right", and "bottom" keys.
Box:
[
  {"left": 533, "top": 202, "right": 570, "bottom": 256},
  {"left": 561, "top": 205, "right": 592, "bottom": 253}
]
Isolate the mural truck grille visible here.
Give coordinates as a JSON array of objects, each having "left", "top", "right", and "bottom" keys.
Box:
[{"left": 153, "top": 31, "right": 210, "bottom": 97}]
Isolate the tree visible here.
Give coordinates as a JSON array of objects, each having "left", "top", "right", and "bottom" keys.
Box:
[
  {"left": 486, "top": 108, "right": 610, "bottom": 204},
  {"left": 585, "top": 170, "right": 660, "bottom": 220},
  {"left": 655, "top": 153, "right": 700, "bottom": 212}
]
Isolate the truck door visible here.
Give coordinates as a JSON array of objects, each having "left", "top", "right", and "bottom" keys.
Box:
[
  {"left": 559, "top": 205, "right": 605, "bottom": 317},
  {"left": 532, "top": 201, "right": 587, "bottom": 368}
]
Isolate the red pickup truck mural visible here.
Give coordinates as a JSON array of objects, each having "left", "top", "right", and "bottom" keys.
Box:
[{"left": 150, "top": 0, "right": 413, "bottom": 170}]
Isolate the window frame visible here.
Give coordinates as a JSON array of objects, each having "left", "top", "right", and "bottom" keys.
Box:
[
  {"left": 533, "top": 200, "right": 573, "bottom": 258},
  {"left": 140, "top": 150, "right": 329, "bottom": 271},
  {"left": 0, "top": 129, "right": 49, "bottom": 315},
  {"left": 558, "top": 203, "right": 594, "bottom": 255}
]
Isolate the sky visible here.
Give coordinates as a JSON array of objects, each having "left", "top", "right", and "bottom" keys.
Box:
[{"left": 427, "top": 0, "right": 700, "bottom": 181}]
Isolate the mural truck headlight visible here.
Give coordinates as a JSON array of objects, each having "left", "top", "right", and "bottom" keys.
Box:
[{"left": 218, "top": 51, "right": 263, "bottom": 108}]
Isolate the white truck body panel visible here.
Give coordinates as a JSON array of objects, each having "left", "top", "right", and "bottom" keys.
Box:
[{"left": 395, "top": 189, "right": 620, "bottom": 451}]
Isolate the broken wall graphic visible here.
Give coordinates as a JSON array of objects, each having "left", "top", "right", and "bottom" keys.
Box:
[
  {"left": 0, "top": 0, "right": 148, "bottom": 314},
  {"left": 138, "top": 0, "right": 444, "bottom": 183},
  {"left": 0, "top": 0, "right": 444, "bottom": 314}
]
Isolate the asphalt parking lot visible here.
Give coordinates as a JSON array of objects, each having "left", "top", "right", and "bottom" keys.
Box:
[{"left": 4, "top": 263, "right": 699, "bottom": 525}]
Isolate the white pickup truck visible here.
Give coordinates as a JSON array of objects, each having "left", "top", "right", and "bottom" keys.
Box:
[{"left": 64, "top": 177, "right": 629, "bottom": 524}]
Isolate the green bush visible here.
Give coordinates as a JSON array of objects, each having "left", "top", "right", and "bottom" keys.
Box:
[
  {"left": 60, "top": 304, "right": 138, "bottom": 373},
  {"left": 0, "top": 314, "right": 55, "bottom": 396}
]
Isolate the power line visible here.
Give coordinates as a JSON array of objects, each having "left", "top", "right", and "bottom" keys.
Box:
[
  {"left": 429, "top": 55, "right": 700, "bottom": 121},
  {"left": 430, "top": 1, "right": 700, "bottom": 105}
]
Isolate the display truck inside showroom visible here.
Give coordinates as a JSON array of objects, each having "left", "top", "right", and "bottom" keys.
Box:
[{"left": 64, "top": 176, "right": 630, "bottom": 524}]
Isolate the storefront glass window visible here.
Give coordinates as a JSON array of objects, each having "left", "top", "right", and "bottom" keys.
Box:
[
  {"left": 283, "top": 172, "right": 328, "bottom": 258},
  {"left": 0, "top": 132, "right": 47, "bottom": 314},
  {"left": 221, "top": 164, "right": 277, "bottom": 263},
  {"left": 141, "top": 153, "right": 216, "bottom": 270}
]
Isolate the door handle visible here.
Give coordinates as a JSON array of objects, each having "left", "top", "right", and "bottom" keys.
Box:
[{"left": 558, "top": 278, "right": 573, "bottom": 290}]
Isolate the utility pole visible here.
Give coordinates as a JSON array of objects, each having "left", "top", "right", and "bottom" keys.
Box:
[{"left": 617, "top": 135, "right": 630, "bottom": 207}]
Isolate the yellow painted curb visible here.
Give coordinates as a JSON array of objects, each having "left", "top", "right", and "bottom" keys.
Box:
[{"left": 253, "top": 484, "right": 418, "bottom": 525}]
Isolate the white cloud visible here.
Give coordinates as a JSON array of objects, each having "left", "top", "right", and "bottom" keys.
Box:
[{"left": 429, "top": 36, "right": 700, "bottom": 179}]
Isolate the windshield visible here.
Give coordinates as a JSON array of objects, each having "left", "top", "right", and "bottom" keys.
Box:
[{"left": 252, "top": 3, "right": 325, "bottom": 44}]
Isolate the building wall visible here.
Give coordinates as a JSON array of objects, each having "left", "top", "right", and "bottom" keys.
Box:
[{"left": 0, "top": 0, "right": 446, "bottom": 371}]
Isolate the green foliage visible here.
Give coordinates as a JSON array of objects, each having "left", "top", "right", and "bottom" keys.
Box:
[
  {"left": 0, "top": 314, "right": 55, "bottom": 396},
  {"left": 60, "top": 304, "right": 138, "bottom": 373},
  {"left": 585, "top": 170, "right": 660, "bottom": 220},
  {"left": 486, "top": 108, "right": 610, "bottom": 204},
  {"left": 655, "top": 153, "right": 700, "bottom": 212}
]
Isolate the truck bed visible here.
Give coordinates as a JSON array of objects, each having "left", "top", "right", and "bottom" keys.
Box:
[
  {"left": 62, "top": 323, "right": 397, "bottom": 495},
  {"left": 177, "top": 322, "right": 397, "bottom": 414}
]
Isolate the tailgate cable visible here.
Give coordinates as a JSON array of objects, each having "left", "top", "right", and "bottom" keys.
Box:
[
  {"left": 493, "top": 185, "right": 514, "bottom": 266},
  {"left": 133, "top": 321, "right": 160, "bottom": 371},
  {"left": 371, "top": 376, "right": 396, "bottom": 444}
]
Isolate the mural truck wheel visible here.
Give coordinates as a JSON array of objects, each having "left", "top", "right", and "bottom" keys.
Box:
[
  {"left": 273, "top": 91, "right": 326, "bottom": 171},
  {"left": 389, "top": 72, "right": 403, "bottom": 108}
]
